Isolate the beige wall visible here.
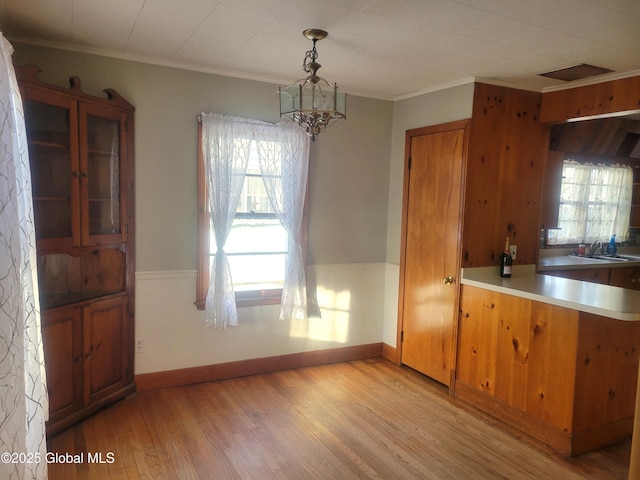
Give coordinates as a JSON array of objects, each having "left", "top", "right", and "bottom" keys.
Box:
[
  {"left": 382, "top": 84, "right": 475, "bottom": 347},
  {"left": 12, "top": 43, "right": 393, "bottom": 270},
  {"left": 12, "top": 41, "right": 474, "bottom": 371},
  {"left": 12, "top": 42, "right": 395, "bottom": 373},
  {"left": 386, "top": 84, "right": 475, "bottom": 265}
]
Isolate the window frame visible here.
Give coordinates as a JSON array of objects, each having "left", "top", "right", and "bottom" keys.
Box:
[{"left": 195, "top": 120, "right": 309, "bottom": 310}]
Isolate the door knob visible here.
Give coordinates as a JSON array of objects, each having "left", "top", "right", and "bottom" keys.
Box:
[{"left": 442, "top": 276, "right": 454, "bottom": 285}]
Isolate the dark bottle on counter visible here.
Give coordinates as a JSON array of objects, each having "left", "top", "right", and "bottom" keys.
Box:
[{"left": 499, "top": 236, "right": 512, "bottom": 278}]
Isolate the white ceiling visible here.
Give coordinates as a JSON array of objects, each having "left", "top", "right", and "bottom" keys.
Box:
[{"left": 1, "top": 0, "right": 639, "bottom": 100}]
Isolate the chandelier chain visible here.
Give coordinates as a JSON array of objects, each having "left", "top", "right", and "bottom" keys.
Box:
[{"left": 303, "top": 39, "right": 319, "bottom": 74}]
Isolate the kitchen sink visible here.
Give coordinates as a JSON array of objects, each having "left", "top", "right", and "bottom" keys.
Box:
[
  {"left": 616, "top": 254, "right": 640, "bottom": 261},
  {"left": 567, "top": 254, "right": 640, "bottom": 262},
  {"left": 592, "top": 255, "right": 629, "bottom": 261},
  {"left": 567, "top": 254, "right": 611, "bottom": 262}
]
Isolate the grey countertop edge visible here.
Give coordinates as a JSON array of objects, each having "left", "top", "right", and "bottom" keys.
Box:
[
  {"left": 538, "top": 248, "right": 640, "bottom": 271},
  {"left": 537, "top": 258, "right": 640, "bottom": 271},
  {"left": 461, "top": 265, "right": 640, "bottom": 321}
]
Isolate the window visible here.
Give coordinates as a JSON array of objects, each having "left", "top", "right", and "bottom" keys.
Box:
[
  {"left": 195, "top": 114, "right": 309, "bottom": 317},
  {"left": 556, "top": 160, "right": 633, "bottom": 244},
  {"left": 225, "top": 144, "right": 290, "bottom": 297}
]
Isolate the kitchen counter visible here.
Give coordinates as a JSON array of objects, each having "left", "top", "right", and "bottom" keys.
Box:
[
  {"left": 538, "top": 248, "right": 640, "bottom": 271},
  {"left": 538, "top": 254, "right": 640, "bottom": 271},
  {"left": 458, "top": 265, "right": 640, "bottom": 455},
  {"left": 461, "top": 265, "right": 640, "bottom": 321}
]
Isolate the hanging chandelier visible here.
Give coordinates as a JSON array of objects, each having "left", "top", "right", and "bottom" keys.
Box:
[{"left": 278, "top": 29, "right": 347, "bottom": 141}]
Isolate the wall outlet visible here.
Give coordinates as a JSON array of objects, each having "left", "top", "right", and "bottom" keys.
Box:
[
  {"left": 135, "top": 339, "right": 145, "bottom": 354},
  {"left": 509, "top": 245, "right": 517, "bottom": 260}
]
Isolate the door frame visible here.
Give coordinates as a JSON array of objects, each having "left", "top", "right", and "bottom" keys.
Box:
[{"left": 395, "top": 119, "right": 469, "bottom": 389}]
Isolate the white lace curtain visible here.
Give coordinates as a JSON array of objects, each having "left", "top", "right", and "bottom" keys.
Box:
[
  {"left": 557, "top": 161, "right": 633, "bottom": 244},
  {"left": 256, "top": 122, "right": 310, "bottom": 320},
  {"left": 200, "top": 113, "right": 310, "bottom": 327},
  {"left": 0, "top": 34, "right": 49, "bottom": 480},
  {"left": 201, "top": 113, "right": 252, "bottom": 328}
]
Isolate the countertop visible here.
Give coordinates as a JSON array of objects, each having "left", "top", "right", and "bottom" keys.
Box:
[
  {"left": 538, "top": 249, "right": 640, "bottom": 271},
  {"left": 461, "top": 265, "right": 640, "bottom": 321}
]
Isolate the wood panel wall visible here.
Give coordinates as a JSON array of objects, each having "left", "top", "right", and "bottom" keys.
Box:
[
  {"left": 573, "top": 312, "right": 640, "bottom": 431},
  {"left": 457, "top": 285, "right": 578, "bottom": 434},
  {"left": 539, "top": 150, "right": 564, "bottom": 230},
  {"left": 462, "top": 83, "right": 549, "bottom": 268},
  {"left": 456, "top": 284, "right": 640, "bottom": 454},
  {"left": 541, "top": 76, "right": 640, "bottom": 123}
]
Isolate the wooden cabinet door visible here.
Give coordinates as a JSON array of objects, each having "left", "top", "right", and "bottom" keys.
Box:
[
  {"left": 82, "top": 296, "right": 130, "bottom": 405},
  {"left": 399, "top": 121, "right": 467, "bottom": 386},
  {"left": 41, "top": 307, "right": 83, "bottom": 423}
]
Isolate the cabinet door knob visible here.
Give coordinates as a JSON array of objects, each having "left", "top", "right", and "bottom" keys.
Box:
[
  {"left": 85, "top": 353, "right": 92, "bottom": 360},
  {"left": 75, "top": 356, "right": 83, "bottom": 363},
  {"left": 443, "top": 276, "right": 455, "bottom": 285}
]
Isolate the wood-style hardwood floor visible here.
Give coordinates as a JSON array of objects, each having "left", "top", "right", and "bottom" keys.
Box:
[{"left": 48, "top": 358, "right": 630, "bottom": 479}]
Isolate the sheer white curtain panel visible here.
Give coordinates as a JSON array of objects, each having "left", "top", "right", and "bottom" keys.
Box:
[
  {"left": 256, "top": 122, "right": 310, "bottom": 320},
  {"left": 201, "top": 113, "right": 253, "bottom": 328},
  {"left": 558, "top": 161, "right": 633, "bottom": 244},
  {"left": 0, "top": 33, "right": 49, "bottom": 480}
]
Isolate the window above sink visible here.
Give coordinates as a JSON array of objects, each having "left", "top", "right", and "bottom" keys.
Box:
[{"left": 556, "top": 161, "right": 633, "bottom": 245}]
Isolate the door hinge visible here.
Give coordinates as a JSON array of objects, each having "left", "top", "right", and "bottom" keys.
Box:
[
  {"left": 124, "top": 121, "right": 129, "bottom": 132},
  {"left": 401, "top": 331, "right": 404, "bottom": 343},
  {"left": 408, "top": 157, "right": 411, "bottom": 170},
  {"left": 125, "top": 224, "right": 129, "bottom": 233}
]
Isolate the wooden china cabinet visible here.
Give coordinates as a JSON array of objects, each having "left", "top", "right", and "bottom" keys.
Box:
[{"left": 17, "top": 65, "right": 135, "bottom": 435}]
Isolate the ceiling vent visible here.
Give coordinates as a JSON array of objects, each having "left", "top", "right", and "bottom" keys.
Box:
[{"left": 539, "top": 63, "right": 614, "bottom": 81}]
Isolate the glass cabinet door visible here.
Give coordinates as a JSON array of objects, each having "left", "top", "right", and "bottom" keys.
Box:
[
  {"left": 87, "top": 114, "right": 120, "bottom": 236},
  {"left": 22, "top": 87, "right": 128, "bottom": 249},
  {"left": 80, "top": 103, "right": 127, "bottom": 245},
  {"left": 23, "top": 95, "right": 79, "bottom": 249}
]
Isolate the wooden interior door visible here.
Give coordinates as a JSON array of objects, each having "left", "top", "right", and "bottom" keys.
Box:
[{"left": 399, "top": 121, "right": 467, "bottom": 386}]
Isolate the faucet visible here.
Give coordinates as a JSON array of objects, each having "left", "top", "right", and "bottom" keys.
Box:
[{"left": 590, "top": 240, "right": 603, "bottom": 255}]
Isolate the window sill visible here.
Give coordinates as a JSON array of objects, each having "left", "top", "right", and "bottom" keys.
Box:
[{"left": 194, "top": 288, "right": 282, "bottom": 310}]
